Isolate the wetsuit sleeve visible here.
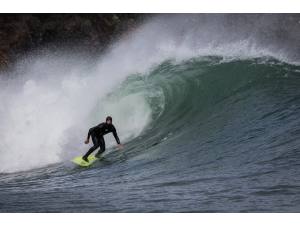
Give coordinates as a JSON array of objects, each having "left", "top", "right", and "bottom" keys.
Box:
[
  {"left": 87, "top": 127, "right": 95, "bottom": 140},
  {"left": 112, "top": 126, "right": 121, "bottom": 144}
]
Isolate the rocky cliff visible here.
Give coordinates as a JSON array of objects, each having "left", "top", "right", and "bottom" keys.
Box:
[{"left": 0, "top": 14, "right": 146, "bottom": 69}]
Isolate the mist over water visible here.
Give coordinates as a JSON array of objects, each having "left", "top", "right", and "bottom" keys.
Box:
[
  {"left": 0, "top": 53, "right": 154, "bottom": 172},
  {"left": 0, "top": 14, "right": 300, "bottom": 212}
]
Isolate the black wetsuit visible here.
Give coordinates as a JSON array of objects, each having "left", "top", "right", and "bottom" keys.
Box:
[{"left": 83, "top": 122, "right": 120, "bottom": 160}]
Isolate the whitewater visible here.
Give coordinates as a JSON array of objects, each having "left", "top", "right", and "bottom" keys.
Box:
[{"left": 0, "top": 14, "right": 299, "bottom": 212}]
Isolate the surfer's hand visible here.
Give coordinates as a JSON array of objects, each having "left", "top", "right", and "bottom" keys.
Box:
[
  {"left": 84, "top": 139, "right": 89, "bottom": 144},
  {"left": 117, "top": 144, "right": 124, "bottom": 150}
]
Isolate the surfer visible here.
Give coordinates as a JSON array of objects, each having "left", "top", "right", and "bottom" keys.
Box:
[{"left": 83, "top": 116, "right": 123, "bottom": 162}]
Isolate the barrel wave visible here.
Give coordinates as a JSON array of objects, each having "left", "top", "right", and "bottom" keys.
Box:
[{"left": 0, "top": 14, "right": 300, "bottom": 212}]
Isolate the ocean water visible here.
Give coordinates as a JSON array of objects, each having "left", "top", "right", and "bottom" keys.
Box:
[{"left": 0, "top": 14, "right": 299, "bottom": 212}]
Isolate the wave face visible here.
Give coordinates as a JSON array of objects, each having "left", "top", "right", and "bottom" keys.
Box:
[{"left": 0, "top": 14, "right": 300, "bottom": 212}]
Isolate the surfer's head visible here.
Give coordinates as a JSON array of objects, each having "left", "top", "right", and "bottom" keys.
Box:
[{"left": 106, "top": 116, "right": 112, "bottom": 124}]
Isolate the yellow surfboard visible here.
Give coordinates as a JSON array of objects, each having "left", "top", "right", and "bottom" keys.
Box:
[{"left": 72, "top": 155, "right": 99, "bottom": 167}]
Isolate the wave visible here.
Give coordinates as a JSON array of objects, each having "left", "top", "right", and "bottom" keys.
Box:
[
  {"left": 0, "top": 14, "right": 299, "bottom": 173},
  {"left": 117, "top": 57, "right": 300, "bottom": 167}
]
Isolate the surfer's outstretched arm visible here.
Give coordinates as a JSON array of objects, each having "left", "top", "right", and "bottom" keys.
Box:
[
  {"left": 85, "top": 127, "right": 95, "bottom": 144},
  {"left": 112, "top": 126, "right": 123, "bottom": 149},
  {"left": 112, "top": 129, "right": 120, "bottom": 144}
]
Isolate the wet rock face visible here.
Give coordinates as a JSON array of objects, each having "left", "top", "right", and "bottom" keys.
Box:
[{"left": 0, "top": 14, "right": 143, "bottom": 69}]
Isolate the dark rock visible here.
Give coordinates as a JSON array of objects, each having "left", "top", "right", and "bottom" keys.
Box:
[{"left": 0, "top": 14, "right": 148, "bottom": 71}]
